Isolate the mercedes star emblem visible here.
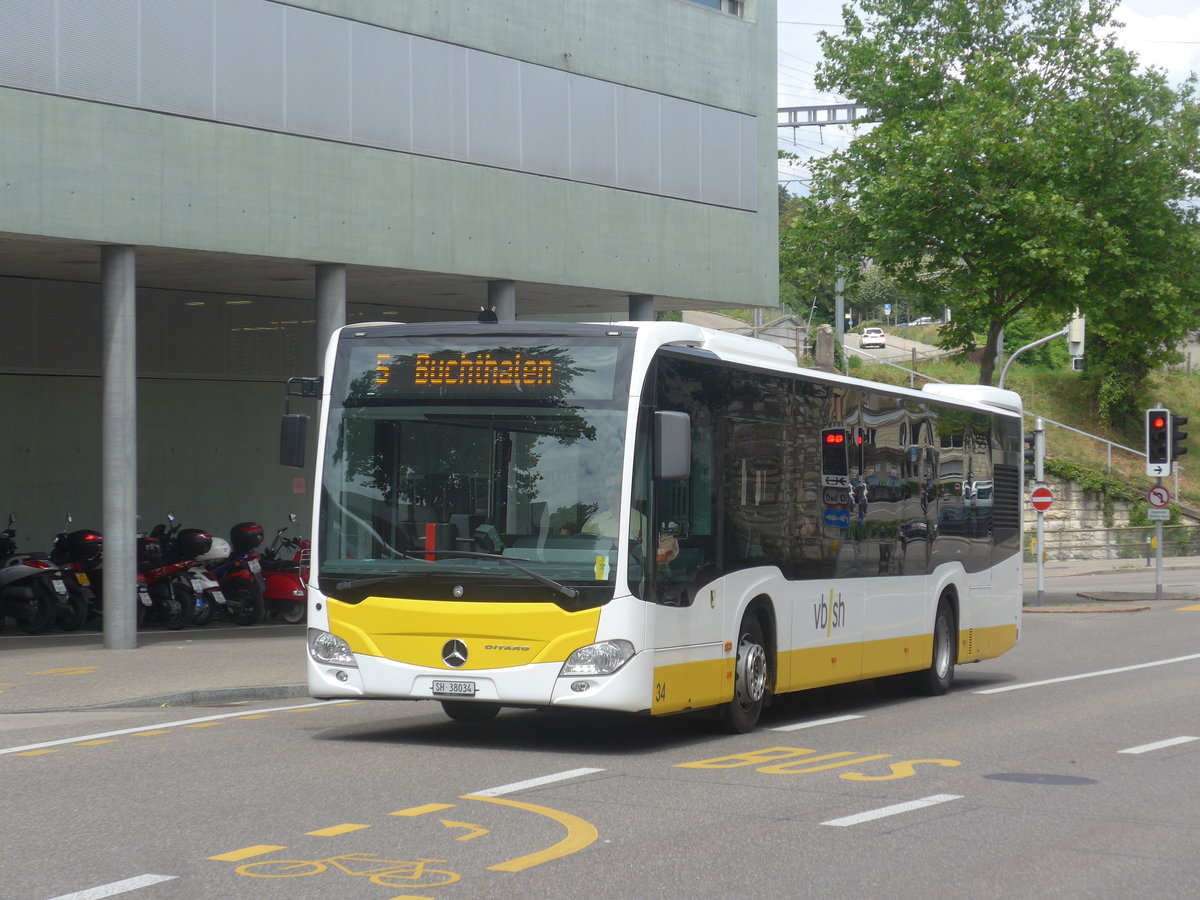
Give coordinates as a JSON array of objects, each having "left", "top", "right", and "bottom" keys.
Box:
[{"left": 442, "top": 639, "right": 468, "bottom": 668}]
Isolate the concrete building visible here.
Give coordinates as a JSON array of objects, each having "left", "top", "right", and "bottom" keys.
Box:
[{"left": 0, "top": 0, "right": 778, "bottom": 638}]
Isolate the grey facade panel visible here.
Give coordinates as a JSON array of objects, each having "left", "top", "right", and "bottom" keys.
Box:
[
  {"left": 616, "top": 88, "right": 660, "bottom": 195},
  {"left": 519, "top": 65, "right": 571, "bottom": 179},
  {"left": 0, "top": 0, "right": 56, "bottom": 91},
  {"left": 569, "top": 77, "right": 618, "bottom": 187},
  {"left": 58, "top": 0, "right": 140, "bottom": 106},
  {"left": 142, "top": 0, "right": 216, "bottom": 119},
  {"left": 349, "top": 24, "right": 412, "bottom": 151},
  {"left": 467, "top": 51, "right": 522, "bottom": 171},
  {"left": 214, "top": 0, "right": 286, "bottom": 130},
  {"left": 409, "top": 38, "right": 468, "bottom": 160},
  {"left": 701, "top": 105, "right": 741, "bottom": 209},
  {"left": 285, "top": 5, "right": 352, "bottom": 140},
  {"left": 660, "top": 96, "right": 703, "bottom": 202}
]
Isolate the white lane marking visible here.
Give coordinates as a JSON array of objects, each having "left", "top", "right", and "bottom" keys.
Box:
[
  {"left": 471, "top": 767, "right": 605, "bottom": 797},
  {"left": 47, "top": 873, "right": 177, "bottom": 899},
  {"left": 821, "top": 794, "right": 963, "bottom": 827},
  {"left": 772, "top": 714, "right": 863, "bottom": 731},
  {"left": 976, "top": 652, "right": 1200, "bottom": 694},
  {"left": 0, "top": 700, "right": 354, "bottom": 756},
  {"left": 1119, "top": 736, "right": 1200, "bottom": 755}
]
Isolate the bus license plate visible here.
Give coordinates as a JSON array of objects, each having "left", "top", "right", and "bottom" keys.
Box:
[{"left": 432, "top": 680, "right": 476, "bottom": 697}]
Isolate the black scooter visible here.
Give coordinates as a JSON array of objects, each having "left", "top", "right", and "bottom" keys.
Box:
[{"left": 1, "top": 514, "right": 85, "bottom": 634}]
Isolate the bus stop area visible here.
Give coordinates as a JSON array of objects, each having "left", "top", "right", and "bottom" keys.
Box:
[{"left": 2, "top": 555, "right": 1198, "bottom": 715}]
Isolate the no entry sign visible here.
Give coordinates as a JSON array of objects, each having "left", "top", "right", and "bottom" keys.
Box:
[{"left": 1030, "top": 486, "right": 1054, "bottom": 511}]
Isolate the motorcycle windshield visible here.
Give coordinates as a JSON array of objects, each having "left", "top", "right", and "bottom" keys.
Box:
[{"left": 318, "top": 330, "right": 639, "bottom": 607}]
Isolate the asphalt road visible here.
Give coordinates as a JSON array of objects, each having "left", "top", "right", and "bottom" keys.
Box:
[{"left": 4, "top": 597, "right": 1199, "bottom": 900}]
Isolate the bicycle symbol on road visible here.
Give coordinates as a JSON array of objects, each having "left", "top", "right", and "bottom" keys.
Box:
[{"left": 237, "top": 852, "right": 459, "bottom": 890}]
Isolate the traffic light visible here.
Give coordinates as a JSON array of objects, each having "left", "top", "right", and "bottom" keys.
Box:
[
  {"left": 1171, "top": 413, "right": 1188, "bottom": 461},
  {"left": 821, "top": 428, "right": 849, "bottom": 478},
  {"left": 1023, "top": 424, "right": 1044, "bottom": 483},
  {"left": 1146, "top": 408, "right": 1171, "bottom": 466}
]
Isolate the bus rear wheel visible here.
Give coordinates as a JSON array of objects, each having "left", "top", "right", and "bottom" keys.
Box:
[
  {"left": 441, "top": 700, "right": 501, "bottom": 723},
  {"left": 719, "top": 615, "right": 769, "bottom": 733},
  {"left": 914, "top": 598, "right": 955, "bottom": 695}
]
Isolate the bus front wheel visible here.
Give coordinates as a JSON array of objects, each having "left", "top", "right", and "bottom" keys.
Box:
[
  {"left": 719, "top": 615, "right": 769, "bottom": 733},
  {"left": 914, "top": 598, "right": 955, "bottom": 696}
]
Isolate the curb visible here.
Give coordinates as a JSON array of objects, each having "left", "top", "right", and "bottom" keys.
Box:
[
  {"left": 1024, "top": 604, "right": 1150, "bottom": 614},
  {"left": 12, "top": 683, "right": 309, "bottom": 715}
]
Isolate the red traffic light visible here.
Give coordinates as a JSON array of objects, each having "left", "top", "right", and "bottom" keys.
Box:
[
  {"left": 1152, "top": 416, "right": 1166, "bottom": 429},
  {"left": 824, "top": 432, "right": 844, "bottom": 445}
]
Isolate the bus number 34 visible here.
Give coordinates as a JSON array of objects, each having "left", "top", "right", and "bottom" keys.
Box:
[{"left": 676, "top": 747, "right": 961, "bottom": 781}]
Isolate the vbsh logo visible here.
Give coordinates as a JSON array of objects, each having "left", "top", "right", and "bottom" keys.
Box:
[{"left": 813, "top": 590, "right": 846, "bottom": 636}]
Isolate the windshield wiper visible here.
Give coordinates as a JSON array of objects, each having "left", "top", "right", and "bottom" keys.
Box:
[
  {"left": 421, "top": 550, "right": 579, "bottom": 600},
  {"left": 330, "top": 569, "right": 425, "bottom": 592}
]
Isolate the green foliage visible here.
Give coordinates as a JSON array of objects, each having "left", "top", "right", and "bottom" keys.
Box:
[{"left": 783, "top": 0, "right": 1200, "bottom": 400}]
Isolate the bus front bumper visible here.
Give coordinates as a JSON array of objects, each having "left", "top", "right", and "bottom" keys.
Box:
[{"left": 308, "top": 648, "right": 654, "bottom": 714}]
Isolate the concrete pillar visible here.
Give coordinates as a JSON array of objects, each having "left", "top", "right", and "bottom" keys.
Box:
[
  {"left": 101, "top": 245, "right": 138, "bottom": 650},
  {"left": 316, "top": 263, "right": 347, "bottom": 362},
  {"left": 814, "top": 323, "right": 837, "bottom": 373},
  {"left": 487, "top": 280, "right": 516, "bottom": 322},
  {"left": 628, "top": 294, "right": 654, "bottom": 321}
]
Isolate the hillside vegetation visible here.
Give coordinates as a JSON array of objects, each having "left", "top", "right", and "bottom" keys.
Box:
[{"left": 847, "top": 333, "right": 1200, "bottom": 512}]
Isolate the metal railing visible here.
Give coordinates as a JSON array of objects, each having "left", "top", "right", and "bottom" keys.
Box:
[{"left": 1024, "top": 524, "right": 1200, "bottom": 562}]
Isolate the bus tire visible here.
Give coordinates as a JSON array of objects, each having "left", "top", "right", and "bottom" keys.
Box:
[
  {"left": 441, "top": 700, "right": 501, "bottom": 723},
  {"left": 914, "top": 597, "right": 955, "bottom": 696},
  {"left": 719, "top": 614, "right": 769, "bottom": 733}
]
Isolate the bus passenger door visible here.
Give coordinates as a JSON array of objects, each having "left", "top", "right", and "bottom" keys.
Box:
[{"left": 645, "top": 406, "right": 727, "bottom": 714}]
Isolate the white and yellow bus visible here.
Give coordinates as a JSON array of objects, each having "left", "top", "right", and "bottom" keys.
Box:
[{"left": 301, "top": 321, "right": 1023, "bottom": 731}]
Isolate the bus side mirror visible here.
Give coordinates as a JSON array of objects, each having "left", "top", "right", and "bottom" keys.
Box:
[
  {"left": 280, "top": 414, "right": 309, "bottom": 468},
  {"left": 655, "top": 411, "right": 691, "bottom": 480}
]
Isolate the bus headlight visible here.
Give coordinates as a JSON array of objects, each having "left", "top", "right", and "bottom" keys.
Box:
[
  {"left": 560, "top": 640, "right": 635, "bottom": 677},
  {"left": 308, "top": 629, "right": 357, "bottom": 667}
]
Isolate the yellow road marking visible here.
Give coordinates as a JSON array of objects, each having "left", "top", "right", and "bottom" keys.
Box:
[
  {"left": 184, "top": 722, "right": 222, "bottom": 728},
  {"left": 208, "top": 845, "right": 287, "bottom": 862},
  {"left": 76, "top": 739, "right": 118, "bottom": 747},
  {"left": 307, "top": 823, "right": 371, "bottom": 837},
  {"left": 1178, "top": 604, "right": 1200, "bottom": 611},
  {"left": 29, "top": 667, "right": 98, "bottom": 676},
  {"left": 440, "top": 819, "right": 489, "bottom": 841},
  {"left": 391, "top": 803, "right": 456, "bottom": 817},
  {"left": 15, "top": 749, "right": 58, "bottom": 757},
  {"left": 236, "top": 714, "right": 272, "bottom": 720},
  {"left": 133, "top": 730, "right": 170, "bottom": 737},
  {"left": 463, "top": 794, "right": 598, "bottom": 872}
]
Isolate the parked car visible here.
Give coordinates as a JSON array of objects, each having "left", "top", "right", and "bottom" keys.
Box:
[{"left": 860, "top": 327, "right": 887, "bottom": 349}]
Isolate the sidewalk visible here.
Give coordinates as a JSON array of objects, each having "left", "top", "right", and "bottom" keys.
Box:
[
  {"left": 1023, "top": 555, "right": 1200, "bottom": 612},
  {"left": 0, "top": 625, "right": 307, "bottom": 714}
]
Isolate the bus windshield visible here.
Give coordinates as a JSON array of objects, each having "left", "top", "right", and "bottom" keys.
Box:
[{"left": 318, "top": 332, "right": 637, "bottom": 601}]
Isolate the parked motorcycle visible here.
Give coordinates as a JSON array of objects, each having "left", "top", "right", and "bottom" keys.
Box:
[
  {"left": 52, "top": 519, "right": 155, "bottom": 625},
  {"left": 139, "top": 514, "right": 219, "bottom": 630},
  {"left": 261, "top": 515, "right": 308, "bottom": 625},
  {"left": 203, "top": 521, "right": 263, "bottom": 626},
  {"left": 1, "top": 513, "right": 84, "bottom": 634},
  {"left": 50, "top": 515, "right": 104, "bottom": 626},
  {"left": 186, "top": 531, "right": 230, "bottom": 627}
]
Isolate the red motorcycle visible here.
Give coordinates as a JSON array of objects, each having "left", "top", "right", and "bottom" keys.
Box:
[{"left": 261, "top": 516, "right": 308, "bottom": 624}]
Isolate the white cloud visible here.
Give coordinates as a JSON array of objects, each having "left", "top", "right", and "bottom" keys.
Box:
[{"left": 1114, "top": 5, "right": 1200, "bottom": 84}]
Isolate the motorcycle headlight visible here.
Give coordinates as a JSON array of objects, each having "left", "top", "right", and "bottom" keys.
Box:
[
  {"left": 308, "top": 629, "right": 357, "bottom": 667},
  {"left": 560, "top": 640, "right": 635, "bottom": 677}
]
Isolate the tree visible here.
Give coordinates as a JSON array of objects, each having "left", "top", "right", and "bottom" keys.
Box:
[{"left": 783, "top": 0, "right": 1200, "bottom": 395}]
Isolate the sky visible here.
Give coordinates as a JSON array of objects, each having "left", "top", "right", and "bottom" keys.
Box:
[{"left": 777, "top": 0, "right": 1200, "bottom": 191}]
